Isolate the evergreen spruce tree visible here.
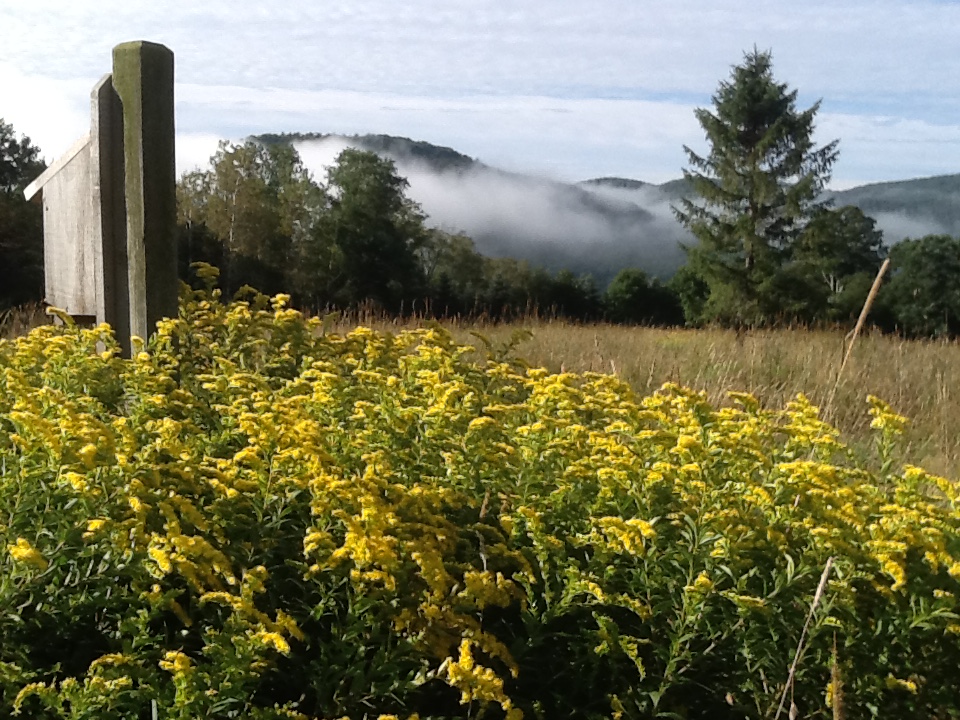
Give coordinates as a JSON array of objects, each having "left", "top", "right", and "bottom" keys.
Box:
[{"left": 674, "top": 49, "right": 839, "bottom": 325}]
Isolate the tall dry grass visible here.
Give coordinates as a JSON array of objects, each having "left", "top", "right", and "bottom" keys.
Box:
[
  {"left": 0, "top": 304, "right": 47, "bottom": 340},
  {"left": 323, "top": 311, "right": 960, "bottom": 479}
]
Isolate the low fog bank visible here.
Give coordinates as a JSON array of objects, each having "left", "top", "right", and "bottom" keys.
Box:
[
  {"left": 295, "top": 137, "right": 690, "bottom": 284},
  {"left": 870, "top": 213, "right": 950, "bottom": 243},
  {"left": 294, "top": 136, "right": 960, "bottom": 284}
]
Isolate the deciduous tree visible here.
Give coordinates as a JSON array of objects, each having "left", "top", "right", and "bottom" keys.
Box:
[
  {"left": 318, "top": 149, "right": 427, "bottom": 310},
  {"left": 0, "top": 118, "right": 46, "bottom": 307},
  {"left": 878, "top": 234, "right": 960, "bottom": 337}
]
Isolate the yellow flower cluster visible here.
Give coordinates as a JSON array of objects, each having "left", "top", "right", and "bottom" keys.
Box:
[
  {"left": 2, "top": 279, "right": 959, "bottom": 718},
  {"left": 442, "top": 640, "right": 522, "bottom": 719},
  {"left": 7, "top": 538, "right": 47, "bottom": 571}
]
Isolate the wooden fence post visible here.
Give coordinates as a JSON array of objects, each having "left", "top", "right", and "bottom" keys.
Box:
[
  {"left": 112, "top": 41, "right": 179, "bottom": 347},
  {"left": 91, "top": 74, "right": 128, "bottom": 350}
]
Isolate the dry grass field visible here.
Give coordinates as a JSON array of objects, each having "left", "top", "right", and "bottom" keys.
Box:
[
  {"left": 6, "top": 304, "right": 958, "bottom": 478},
  {"left": 326, "top": 312, "right": 960, "bottom": 479}
]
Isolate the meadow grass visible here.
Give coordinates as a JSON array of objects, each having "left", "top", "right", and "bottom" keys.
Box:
[
  {"left": 325, "top": 312, "right": 960, "bottom": 479},
  {"left": 6, "top": 304, "right": 959, "bottom": 478}
]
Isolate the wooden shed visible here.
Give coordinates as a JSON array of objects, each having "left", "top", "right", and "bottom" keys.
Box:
[{"left": 24, "top": 112, "right": 112, "bottom": 325}]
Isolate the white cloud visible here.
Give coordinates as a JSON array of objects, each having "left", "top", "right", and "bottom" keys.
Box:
[
  {"left": 3, "top": 1, "right": 960, "bottom": 184},
  {"left": 820, "top": 112, "right": 960, "bottom": 186},
  {"left": 0, "top": 63, "right": 91, "bottom": 163},
  {"left": 175, "top": 133, "right": 228, "bottom": 176}
]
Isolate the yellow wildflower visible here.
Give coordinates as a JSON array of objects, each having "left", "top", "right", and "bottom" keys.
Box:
[
  {"left": 444, "top": 639, "right": 514, "bottom": 712},
  {"left": 159, "top": 651, "right": 193, "bottom": 676},
  {"left": 885, "top": 675, "right": 918, "bottom": 693},
  {"left": 77, "top": 443, "right": 99, "bottom": 469},
  {"left": 89, "top": 653, "right": 131, "bottom": 671},
  {"left": 868, "top": 395, "right": 908, "bottom": 434},
  {"left": 8, "top": 538, "right": 48, "bottom": 571},
  {"left": 256, "top": 631, "right": 292, "bottom": 655},
  {"left": 83, "top": 518, "right": 108, "bottom": 540},
  {"left": 685, "top": 572, "right": 714, "bottom": 595}
]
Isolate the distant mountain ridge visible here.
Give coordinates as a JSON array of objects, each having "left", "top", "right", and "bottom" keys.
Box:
[
  {"left": 581, "top": 173, "right": 960, "bottom": 237},
  {"left": 253, "top": 132, "right": 960, "bottom": 282},
  {"left": 256, "top": 132, "right": 479, "bottom": 173},
  {"left": 828, "top": 174, "right": 960, "bottom": 236}
]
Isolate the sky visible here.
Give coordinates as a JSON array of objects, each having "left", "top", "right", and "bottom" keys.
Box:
[{"left": 3, "top": 1, "right": 960, "bottom": 189}]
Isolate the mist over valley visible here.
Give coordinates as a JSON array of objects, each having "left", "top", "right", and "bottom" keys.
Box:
[{"left": 257, "top": 132, "right": 960, "bottom": 285}]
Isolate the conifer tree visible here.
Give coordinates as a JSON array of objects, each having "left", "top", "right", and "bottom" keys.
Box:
[{"left": 674, "top": 49, "right": 839, "bottom": 325}]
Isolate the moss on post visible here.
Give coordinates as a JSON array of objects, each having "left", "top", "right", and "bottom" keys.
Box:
[{"left": 111, "top": 41, "right": 178, "bottom": 345}]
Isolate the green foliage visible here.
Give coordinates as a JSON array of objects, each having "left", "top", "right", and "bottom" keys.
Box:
[
  {"left": 472, "top": 260, "right": 603, "bottom": 321},
  {"left": 0, "top": 119, "right": 45, "bottom": 194},
  {"left": 420, "top": 228, "right": 489, "bottom": 314},
  {"left": 175, "top": 146, "right": 675, "bottom": 324},
  {"left": 603, "top": 268, "right": 683, "bottom": 326},
  {"left": 2, "top": 273, "right": 960, "bottom": 718},
  {"left": 177, "top": 140, "right": 324, "bottom": 297},
  {"left": 674, "top": 49, "right": 840, "bottom": 326},
  {"left": 319, "top": 148, "right": 428, "bottom": 310},
  {"left": 878, "top": 234, "right": 960, "bottom": 337},
  {"left": 0, "top": 118, "right": 45, "bottom": 307},
  {"left": 790, "top": 206, "right": 886, "bottom": 322}
]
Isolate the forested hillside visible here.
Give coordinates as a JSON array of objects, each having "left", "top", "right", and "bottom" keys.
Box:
[
  {"left": 255, "top": 132, "right": 687, "bottom": 282},
  {"left": 258, "top": 132, "right": 960, "bottom": 286}
]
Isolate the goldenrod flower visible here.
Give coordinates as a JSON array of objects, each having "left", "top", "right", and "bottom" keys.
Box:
[
  {"left": 8, "top": 538, "right": 47, "bottom": 571},
  {"left": 159, "top": 650, "right": 193, "bottom": 676},
  {"left": 885, "top": 675, "right": 918, "bottom": 693},
  {"left": 148, "top": 546, "right": 173, "bottom": 574},
  {"left": 256, "top": 631, "right": 291, "bottom": 655},
  {"left": 82, "top": 518, "right": 108, "bottom": 540}
]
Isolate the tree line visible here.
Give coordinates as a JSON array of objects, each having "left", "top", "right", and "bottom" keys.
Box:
[
  {"left": 175, "top": 140, "right": 682, "bottom": 323},
  {"left": 2, "top": 49, "right": 960, "bottom": 336}
]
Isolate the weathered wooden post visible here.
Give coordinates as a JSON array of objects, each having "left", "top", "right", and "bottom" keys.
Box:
[
  {"left": 91, "top": 73, "right": 128, "bottom": 350},
  {"left": 112, "top": 41, "right": 178, "bottom": 347},
  {"left": 24, "top": 41, "right": 178, "bottom": 357}
]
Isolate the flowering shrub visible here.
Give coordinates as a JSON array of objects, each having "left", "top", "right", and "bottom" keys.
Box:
[{"left": 1, "top": 270, "right": 959, "bottom": 719}]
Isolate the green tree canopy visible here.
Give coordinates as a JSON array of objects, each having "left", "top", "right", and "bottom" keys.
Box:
[
  {"left": 1, "top": 118, "right": 44, "bottom": 194},
  {"left": 674, "top": 49, "right": 839, "bottom": 325},
  {"left": 318, "top": 148, "right": 427, "bottom": 310},
  {"left": 177, "top": 140, "right": 325, "bottom": 297},
  {"left": 790, "top": 205, "right": 886, "bottom": 321},
  {"left": 878, "top": 234, "right": 960, "bottom": 337},
  {"left": 603, "top": 268, "right": 684, "bottom": 326},
  {"left": 0, "top": 118, "right": 46, "bottom": 307}
]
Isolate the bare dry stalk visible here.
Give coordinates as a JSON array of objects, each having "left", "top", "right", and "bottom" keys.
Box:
[
  {"left": 823, "top": 258, "right": 891, "bottom": 423},
  {"left": 774, "top": 556, "right": 835, "bottom": 720}
]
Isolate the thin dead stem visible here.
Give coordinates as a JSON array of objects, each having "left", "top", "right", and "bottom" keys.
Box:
[
  {"left": 823, "top": 258, "right": 891, "bottom": 423},
  {"left": 774, "top": 557, "right": 834, "bottom": 720}
]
